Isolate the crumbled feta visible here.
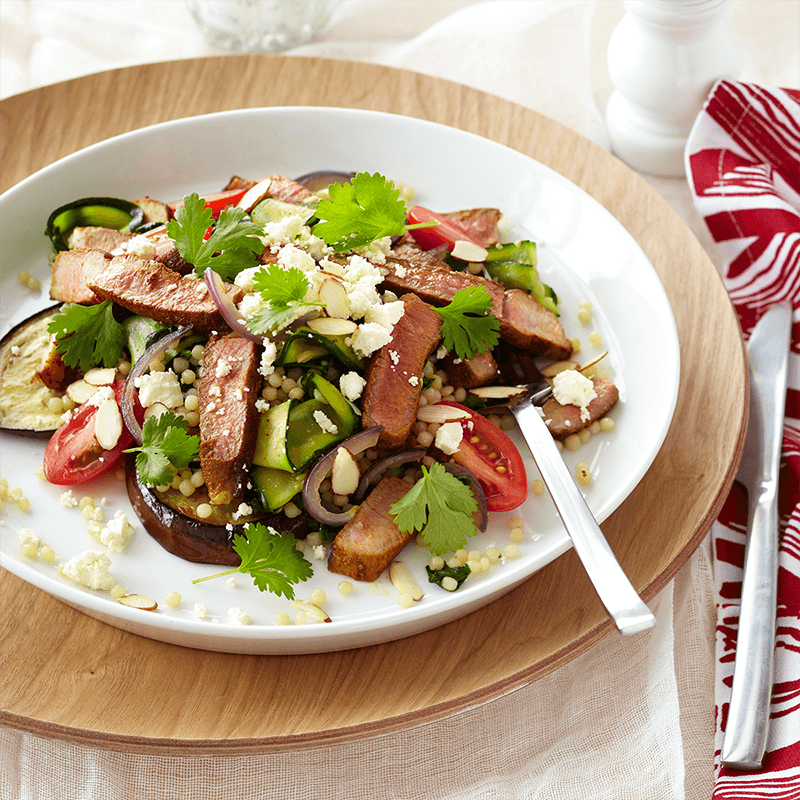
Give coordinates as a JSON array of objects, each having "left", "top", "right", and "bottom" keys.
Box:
[
  {"left": 227, "top": 577, "right": 237, "bottom": 588},
  {"left": 215, "top": 358, "right": 232, "bottom": 379},
  {"left": 365, "top": 299, "right": 405, "bottom": 332},
  {"left": 388, "top": 349, "right": 400, "bottom": 365},
  {"left": 94, "top": 510, "right": 134, "bottom": 553},
  {"left": 341, "top": 255, "right": 383, "bottom": 319},
  {"left": 259, "top": 339, "right": 278, "bottom": 378},
  {"left": 393, "top": 263, "right": 407, "bottom": 278},
  {"left": 355, "top": 236, "right": 392, "bottom": 264},
  {"left": 134, "top": 371, "right": 183, "bottom": 409},
  {"left": 312, "top": 544, "right": 326, "bottom": 560},
  {"left": 60, "top": 490, "right": 79, "bottom": 508},
  {"left": 17, "top": 528, "right": 40, "bottom": 548},
  {"left": 227, "top": 607, "right": 251, "bottom": 625},
  {"left": 339, "top": 371, "right": 366, "bottom": 402},
  {"left": 350, "top": 322, "right": 391, "bottom": 357},
  {"left": 313, "top": 410, "right": 338, "bottom": 435},
  {"left": 87, "top": 385, "right": 115, "bottom": 406},
  {"left": 408, "top": 375, "right": 419, "bottom": 387},
  {"left": 10, "top": 345, "right": 21, "bottom": 356},
  {"left": 552, "top": 369, "right": 597, "bottom": 422},
  {"left": 234, "top": 266, "right": 262, "bottom": 292},
  {"left": 233, "top": 502, "right": 253, "bottom": 520},
  {"left": 121, "top": 234, "right": 156, "bottom": 259},
  {"left": 261, "top": 214, "right": 307, "bottom": 247},
  {"left": 59, "top": 550, "right": 115, "bottom": 591},
  {"left": 193, "top": 602, "right": 208, "bottom": 620},
  {"left": 435, "top": 422, "right": 464, "bottom": 455},
  {"left": 278, "top": 243, "right": 316, "bottom": 273}
]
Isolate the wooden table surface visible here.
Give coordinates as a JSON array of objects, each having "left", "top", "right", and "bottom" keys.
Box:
[{"left": 0, "top": 55, "right": 747, "bottom": 754}]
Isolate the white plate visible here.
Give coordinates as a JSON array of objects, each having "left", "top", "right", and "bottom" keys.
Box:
[{"left": 0, "top": 107, "right": 680, "bottom": 654}]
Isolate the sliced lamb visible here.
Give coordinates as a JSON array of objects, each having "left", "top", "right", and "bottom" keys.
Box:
[
  {"left": 361, "top": 293, "right": 442, "bottom": 450},
  {"left": 198, "top": 333, "right": 262, "bottom": 506},
  {"left": 327, "top": 476, "right": 414, "bottom": 582},
  {"left": 542, "top": 377, "right": 619, "bottom": 439},
  {"left": 441, "top": 208, "right": 502, "bottom": 247},
  {"left": 386, "top": 242, "right": 451, "bottom": 271},
  {"left": 440, "top": 349, "right": 499, "bottom": 389},
  {"left": 50, "top": 248, "right": 111, "bottom": 304},
  {"left": 66, "top": 227, "right": 134, "bottom": 253},
  {"left": 86, "top": 254, "right": 242, "bottom": 331},
  {"left": 264, "top": 174, "right": 319, "bottom": 205},
  {"left": 154, "top": 247, "right": 193, "bottom": 275},
  {"left": 499, "top": 289, "right": 572, "bottom": 360},
  {"left": 35, "top": 335, "right": 80, "bottom": 391},
  {"left": 223, "top": 175, "right": 258, "bottom": 192}
]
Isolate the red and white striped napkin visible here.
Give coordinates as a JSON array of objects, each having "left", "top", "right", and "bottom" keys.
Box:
[{"left": 686, "top": 80, "right": 800, "bottom": 798}]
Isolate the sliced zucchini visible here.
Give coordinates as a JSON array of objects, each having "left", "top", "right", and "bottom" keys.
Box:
[
  {"left": 484, "top": 241, "right": 559, "bottom": 316},
  {"left": 122, "top": 316, "right": 175, "bottom": 366},
  {"left": 252, "top": 400, "right": 294, "bottom": 472},
  {"left": 276, "top": 326, "right": 363, "bottom": 371},
  {"left": 250, "top": 198, "right": 317, "bottom": 228},
  {"left": 251, "top": 465, "right": 306, "bottom": 511},
  {"left": 46, "top": 197, "right": 146, "bottom": 252}
]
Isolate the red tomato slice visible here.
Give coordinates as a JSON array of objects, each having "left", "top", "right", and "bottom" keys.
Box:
[
  {"left": 170, "top": 189, "right": 248, "bottom": 219},
  {"left": 407, "top": 206, "right": 485, "bottom": 252},
  {"left": 436, "top": 400, "right": 528, "bottom": 512},
  {"left": 43, "top": 380, "right": 141, "bottom": 486}
]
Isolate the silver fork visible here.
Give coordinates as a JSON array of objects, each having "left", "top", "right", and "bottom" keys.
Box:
[{"left": 496, "top": 347, "right": 656, "bottom": 635}]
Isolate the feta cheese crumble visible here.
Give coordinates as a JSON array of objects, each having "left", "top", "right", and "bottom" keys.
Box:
[
  {"left": 59, "top": 550, "right": 115, "bottom": 591},
  {"left": 121, "top": 234, "right": 156, "bottom": 259},
  {"left": 227, "top": 607, "right": 251, "bottom": 625},
  {"left": 313, "top": 410, "right": 338, "bottom": 435},
  {"left": 435, "top": 422, "right": 464, "bottom": 455},
  {"left": 339, "top": 371, "right": 366, "bottom": 402},
  {"left": 552, "top": 369, "right": 597, "bottom": 422},
  {"left": 350, "top": 322, "right": 391, "bottom": 357},
  {"left": 92, "top": 510, "right": 135, "bottom": 553},
  {"left": 134, "top": 371, "right": 184, "bottom": 409}
]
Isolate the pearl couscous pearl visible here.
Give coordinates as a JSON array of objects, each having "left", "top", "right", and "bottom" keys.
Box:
[
  {"left": 276, "top": 612, "right": 291, "bottom": 625},
  {"left": 531, "top": 480, "right": 546, "bottom": 495},
  {"left": 503, "top": 544, "right": 519, "bottom": 559},
  {"left": 309, "top": 588, "right": 326, "bottom": 607},
  {"left": 165, "top": 591, "right": 182, "bottom": 608},
  {"left": 337, "top": 581, "right": 353, "bottom": 596}
]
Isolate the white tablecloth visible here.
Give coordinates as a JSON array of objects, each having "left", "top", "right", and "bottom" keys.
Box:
[{"left": 1, "top": 2, "right": 797, "bottom": 798}]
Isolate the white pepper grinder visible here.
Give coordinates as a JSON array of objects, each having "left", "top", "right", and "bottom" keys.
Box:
[{"left": 605, "top": 0, "right": 742, "bottom": 177}]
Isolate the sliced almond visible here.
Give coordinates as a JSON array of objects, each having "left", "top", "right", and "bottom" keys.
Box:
[
  {"left": 468, "top": 385, "right": 526, "bottom": 399},
  {"left": 316, "top": 278, "right": 352, "bottom": 320},
  {"left": 306, "top": 315, "right": 358, "bottom": 336},
  {"left": 94, "top": 397, "right": 123, "bottom": 450},
  {"left": 540, "top": 360, "right": 580, "bottom": 378},
  {"left": 143, "top": 402, "right": 170, "bottom": 422},
  {"left": 236, "top": 178, "right": 272, "bottom": 213},
  {"left": 83, "top": 367, "right": 117, "bottom": 386},
  {"left": 579, "top": 351, "right": 609, "bottom": 373},
  {"left": 292, "top": 599, "right": 332, "bottom": 622},
  {"left": 331, "top": 447, "right": 360, "bottom": 496},
  {"left": 416, "top": 404, "right": 471, "bottom": 423},
  {"left": 389, "top": 561, "right": 423, "bottom": 601},
  {"left": 451, "top": 240, "right": 488, "bottom": 262},
  {"left": 118, "top": 594, "right": 158, "bottom": 611},
  {"left": 66, "top": 379, "right": 99, "bottom": 405}
]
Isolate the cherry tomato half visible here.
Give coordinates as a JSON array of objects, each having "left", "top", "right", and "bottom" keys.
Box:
[
  {"left": 170, "top": 189, "right": 248, "bottom": 219},
  {"left": 436, "top": 400, "right": 528, "bottom": 512},
  {"left": 406, "top": 206, "right": 485, "bottom": 252},
  {"left": 43, "top": 380, "right": 141, "bottom": 485}
]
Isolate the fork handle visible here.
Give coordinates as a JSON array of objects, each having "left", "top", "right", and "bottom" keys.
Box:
[{"left": 512, "top": 400, "right": 656, "bottom": 635}]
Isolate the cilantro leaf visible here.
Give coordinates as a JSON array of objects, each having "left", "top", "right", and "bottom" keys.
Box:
[
  {"left": 390, "top": 462, "right": 479, "bottom": 555},
  {"left": 247, "top": 264, "right": 320, "bottom": 335},
  {"left": 435, "top": 286, "right": 501, "bottom": 360},
  {"left": 192, "top": 523, "right": 313, "bottom": 600},
  {"left": 426, "top": 562, "right": 472, "bottom": 591},
  {"left": 124, "top": 412, "right": 199, "bottom": 487},
  {"left": 313, "top": 172, "right": 427, "bottom": 253},
  {"left": 47, "top": 301, "right": 127, "bottom": 371},
  {"left": 166, "top": 192, "right": 264, "bottom": 281}
]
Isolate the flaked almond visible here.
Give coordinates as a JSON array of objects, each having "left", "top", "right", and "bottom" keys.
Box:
[
  {"left": 416, "top": 404, "right": 471, "bottom": 423},
  {"left": 540, "top": 360, "right": 580, "bottom": 378},
  {"left": 83, "top": 367, "right": 117, "bottom": 386},
  {"left": 94, "top": 397, "right": 123, "bottom": 450},
  {"left": 316, "top": 278, "right": 352, "bottom": 320},
  {"left": 118, "top": 594, "right": 158, "bottom": 611},
  {"left": 66, "top": 379, "right": 99, "bottom": 405},
  {"left": 579, "top": 351, "right": 609, "bottom": 373},
  {"left": 468, "top": 385, "right": 526, "bottom": 399},
  {"left": 143, "top": 402, "right": 170, "bottom": 422},
  {"left": 236, "top": 178, "right": 272, "bottom": 212},
  {"left": 292, "top": 599, "right": 332, "bottom": 623},
  {"left": 306, "top": 315, "right": 358, "bottom": 336},
  {"left": 331, "top": 447, "right": 360, "bottom": 496},
  {"left": 389, "top": 561, "right": 423, "bottom": 601},
  {"left": 451, "top": 240, "right": 488, "bottom": 262}
]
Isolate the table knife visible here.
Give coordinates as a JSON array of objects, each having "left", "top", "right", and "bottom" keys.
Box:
[{"left": 720, "top": 301, "right": 793, "bottom": 770}]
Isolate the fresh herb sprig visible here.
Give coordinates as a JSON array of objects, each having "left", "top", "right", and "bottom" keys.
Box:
[
  {"left": 47, "top": 301, "right": 127, "bottom": 372},
  {"left": 246, "top": 264, "right": 321, "bottom": 335},
  {"left": 124, "top": 411, "right": 199, "bottom": 487},
  {"left": 426, "top": 562, "right": 472, "bottom": 592},
  {"left": 167, "top": 192, "right": 264, "bottom": 281},
  {"left": 435, "top": 286, "right": 500, "bottom": 360},
  {"left": 192, "top": 524, "right": 313, "bottom": 599},
  {"left": 313, "top": 172, "right": 434, "bottom": 253},
  {"left": 390, "top": 462, "right": 478, "bottom": 555}
]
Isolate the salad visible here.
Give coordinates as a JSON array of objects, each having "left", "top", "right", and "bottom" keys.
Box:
[{"left": 0, "top": 170, "right": 619, "bottom": 613}]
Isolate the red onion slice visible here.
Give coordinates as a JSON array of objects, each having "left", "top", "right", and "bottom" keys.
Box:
[
  {"left": 442, "top": 463, "right": 489, "bottom": 532},
  {"left": 302, "top": 427, "right": 382, "bottom": 526},
  {"left": 293, "top": 171, "right": 354, "bottom": 192},
  {"left": 203, "top": 268, "right": 262, "bottom": 343},
  {"left": 122, "top": 325, "right": 193, "bottom": 445},
  {"left": 353, "top": 448, "right": 427, "bottom": 504}
]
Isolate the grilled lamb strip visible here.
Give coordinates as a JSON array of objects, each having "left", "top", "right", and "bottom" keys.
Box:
[
  {"left": 50, "top": 248, "right": 111, "bottom": 304},
  {"left": 542, "top": 377, "right": 619, "bottom": 439},
  {"left": 327, "top": 476, "right": 414, "bottom": 582},
  {"left": 386, "top": 242, "right": 451, "bottom": 272},
  {"left": 198, "top": 333, "right": 262, "bottom": 506},
  {"left": 66, "top": 227, "right": 134, "bottom": 252},
  {"left": 499, "top": 289, "right": 572, "bottom": 360},
  {"left": 223, "top": 175, "right": 258, "bottom": 192},
  {"left": 361, "top": 293, "right": 442, "bottom": 450},
  {"left": 264, "top": 173, "right": 318, "bottom": 204},
  {"left": 441, "top": 208, "right": 502, "bottom": 247},
  {"left": 86, "top": 254, "right": 242, "bottom": 331},
  {"left": 153, "top": 247, "right": 193, "bottom": 275},
  {"left": 35, "top": 335, "right": 80, "bottom": 391},
  {"left": 440, "top": 349, "right": 498, "bottom": 389}
]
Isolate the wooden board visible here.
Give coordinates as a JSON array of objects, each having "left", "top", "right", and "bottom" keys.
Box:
[{"left": 0, "top": 56, "right": 747, "bottom": 754}]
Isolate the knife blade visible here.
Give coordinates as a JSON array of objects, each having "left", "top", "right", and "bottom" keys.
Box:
[{"left": 720, "top": 301, "right": 793, "bottom": 770}]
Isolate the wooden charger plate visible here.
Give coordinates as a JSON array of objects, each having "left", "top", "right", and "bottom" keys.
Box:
[{"left": 0, "top": 56, "right": 746, "bottom": 754}]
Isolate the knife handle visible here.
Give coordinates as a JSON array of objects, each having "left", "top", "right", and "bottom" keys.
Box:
[{"left": 512, "top": 400, "right": 656, "bottom": 635}]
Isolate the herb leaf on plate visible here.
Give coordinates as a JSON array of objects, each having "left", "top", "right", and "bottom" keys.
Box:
[
  {"left": 124, "top": 411, "right": 199, "bottom": 487},
  {"left": 48, "top": 300, "right": 127, "bottom": 372},
  {"left": 435, "top": 286, "right": 501, "bottom": 360}
]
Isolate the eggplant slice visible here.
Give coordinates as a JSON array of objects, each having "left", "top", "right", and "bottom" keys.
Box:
[{"left": 0, "top": 305, "right": 67, "bottom": 436}]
